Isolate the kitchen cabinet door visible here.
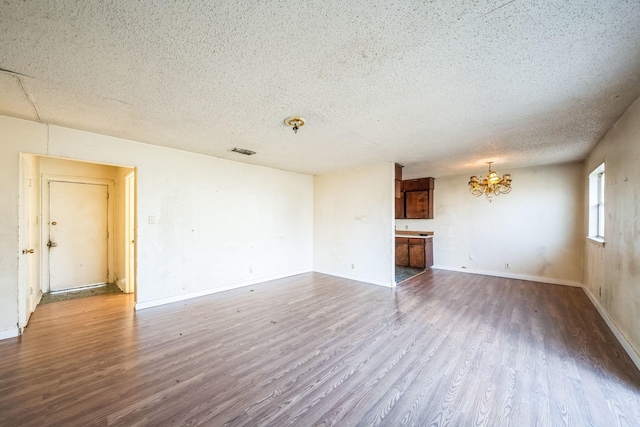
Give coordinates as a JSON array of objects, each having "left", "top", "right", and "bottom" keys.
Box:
[
  {"left": 395, "top": 193, "right": 405, "bottom": 219},
  {"left": 395, "top": 238, "right": 409, "bottom": 266},
  {"left": 424, "top": 237, "right": 434, "bottom": 268},
  {"left": 395, "top": 164, "right": 404, "bottom": 218},
  {"left": 408, "top": 238, "right": 426, "bottom": 269},
  {"left": 405, "top": 191, "right": 428, "bottom": 219},
  {"left": 400, "top": 178, "right": 434, "bottom": 219}
]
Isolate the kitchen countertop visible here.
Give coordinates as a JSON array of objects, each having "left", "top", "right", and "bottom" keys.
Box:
[{"left": 395, "top": 230, "right": 434, "bottom": 239}]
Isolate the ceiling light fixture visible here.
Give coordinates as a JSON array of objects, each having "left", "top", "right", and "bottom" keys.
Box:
[
  {"left": 468, "top": 162, "right": 512, "bottom": 202},
  {"left": 284, "top": 116, "right": 306, "bottom": 134}
]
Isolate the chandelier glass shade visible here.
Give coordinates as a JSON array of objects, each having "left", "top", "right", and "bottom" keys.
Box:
[{"left": 468, "top": 162, "right": 512, "bottom": 202}]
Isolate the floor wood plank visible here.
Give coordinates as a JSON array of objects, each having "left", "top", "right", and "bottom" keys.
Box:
[{"left": 1, "top": 270, "right": 639, "bottom": 426}]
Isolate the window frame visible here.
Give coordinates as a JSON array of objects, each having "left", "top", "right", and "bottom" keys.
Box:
[{"left": 588, "top": 163, "right": 605, "bottom": 243}]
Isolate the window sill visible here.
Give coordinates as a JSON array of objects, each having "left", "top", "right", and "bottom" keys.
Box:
[{"left": 587, "top": 236, "right": 605, "bottom": 247}]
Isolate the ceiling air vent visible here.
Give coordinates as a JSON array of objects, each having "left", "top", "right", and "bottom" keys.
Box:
[{"left": 230, "top": 148, "right": 256, "bottom": 156}]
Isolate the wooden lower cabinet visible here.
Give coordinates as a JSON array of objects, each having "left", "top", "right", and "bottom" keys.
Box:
[
  {"left": 396, "top": 237, "right": 433, "bottom": 269},
  {"left": 409, "top": 238, "right": 426, "bottom": 268},
  {"left": 424, "top": 237, "right": 433, "bottom": 268},
  {"left": 395, "top": 238, "right": 409, "bottom": 266}
]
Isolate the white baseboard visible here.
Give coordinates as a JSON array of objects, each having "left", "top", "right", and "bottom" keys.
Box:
[
  {"left": 313, "top": 269, "right": 395, "bottom": 288},
  {"left": 0, "top": 328, "right": 19, "bottom": 341},
  {"left": 582, "top": 287, "right": 640, "bottom": 371},
  {"left": 432, "top": 265, "right": 583, "bottom": 288},
  {"left": 30, "top": 292, "right": 42, "bottom": 312},
  {"left": 116, "top": 279, "right": 126, "bottom": 293},
  {"left": 135, "top": 270, "right": 312, "bottom": 310}
]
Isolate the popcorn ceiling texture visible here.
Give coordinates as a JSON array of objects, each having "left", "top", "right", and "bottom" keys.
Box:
[{"left": 0, "top": 0, "right": 639, "bottom": 177}]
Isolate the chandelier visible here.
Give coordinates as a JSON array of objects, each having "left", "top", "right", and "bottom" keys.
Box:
[{"left": 468, "top": 162, "right": 512, "bottom": 202}]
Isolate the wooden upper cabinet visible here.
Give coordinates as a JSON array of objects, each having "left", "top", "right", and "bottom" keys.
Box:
[
  {"left": 394, "top": 165, "right": 435, "bottom": 219},
  {"left": 404, "top": 178, "right": 434, "bottom": 191},
  {"left": 397, "top": 177, "right": 435, "bottom": 219},
  {"left": 395, "top": 195, "right": 405, "bottom": 219},
  {"left": 405, "top": 191, "right": 428, "bottom": 219},
  {"left": 395, "top": 164, "right": 404, "bottom": 219}
]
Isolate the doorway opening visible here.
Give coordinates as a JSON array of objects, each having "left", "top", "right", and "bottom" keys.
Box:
[{"left": 18, "top": 154, "right": 136, "bottom": 330}]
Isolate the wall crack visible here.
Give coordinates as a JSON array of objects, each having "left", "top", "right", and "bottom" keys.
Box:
[{"left": 16, "top": 76, "right": 42, "bottom": 123}]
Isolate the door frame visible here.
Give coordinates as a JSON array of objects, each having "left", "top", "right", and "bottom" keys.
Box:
[
  {"left": 18, "top": 155, "right": 39, "bottom": 330},
  {"left": 124, "top": 171, "right": 136, "bottom": 294},
  {"left": 41, "top": 174, "right": 115, "bottom": 293}
]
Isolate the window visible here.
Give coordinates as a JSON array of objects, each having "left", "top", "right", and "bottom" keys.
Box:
[{"left": 588, "top": 163, "right": 605, "bottom": 241}]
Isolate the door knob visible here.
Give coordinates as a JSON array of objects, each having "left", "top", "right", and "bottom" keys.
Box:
[
  {"left": 47, "top": 241, "right": 57, "bottom": 248},
  {"left": 22, "top": 249, "right": 35, "bottom": 254}
]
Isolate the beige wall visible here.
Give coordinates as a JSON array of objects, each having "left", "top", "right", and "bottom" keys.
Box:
[
  {"left": 1, "top": 115, "right": 314, "bottom": 337},
  {"left": 397, "top": 163, "right": 584, "bottom": 286},
  {"left": 583, "top": 97, "right": 640, "bottom": 359},
  {"left": 314, "top": 163, "right": 395, "bottom": 287}
]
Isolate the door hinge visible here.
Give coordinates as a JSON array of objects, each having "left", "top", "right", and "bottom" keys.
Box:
[{"left": 107, "top": 191, "right": 110, "bottom": 200}]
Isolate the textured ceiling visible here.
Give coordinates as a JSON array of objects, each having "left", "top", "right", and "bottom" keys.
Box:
[{"left": 1, "top": 0, "right": 639, "bottom": 178}]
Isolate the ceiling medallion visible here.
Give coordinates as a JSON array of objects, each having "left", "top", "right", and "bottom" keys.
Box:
[
  {"left": 468, "top": 162, "right": 512, "bottom": 202},
  {"left": 284, "top": 116, "right": 306, "bottom": 134}
]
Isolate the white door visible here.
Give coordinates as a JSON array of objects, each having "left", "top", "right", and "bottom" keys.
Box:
[
  {"left": 49, "top": 181, "right": 109, "bottom": 291},
  {"left": 19, "top": 156, "right": 37, "bottom": 328}
]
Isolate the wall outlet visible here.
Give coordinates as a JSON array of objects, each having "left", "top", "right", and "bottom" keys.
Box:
[
  {"left": 351, "top": 264, "right": 355, "bottom": 269},
  {"left": 505, "top": 262, "right": 510, "bottom": 269},
  {"left": 469, "top": 254, "right": 474, "bottom": 260},
  {"left": 148, "top": 216, "right": 155, "bottom": 224},
  {"left": 405, "top": 225, "right": 408, "bottom": 229},
  {"left": 249, "top": 267, "right": 253, "bottom": 273}
]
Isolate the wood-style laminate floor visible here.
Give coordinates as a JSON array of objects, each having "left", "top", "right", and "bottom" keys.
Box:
[{"left": 1, "top": 270, "right": 640, "bottom": 426}]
